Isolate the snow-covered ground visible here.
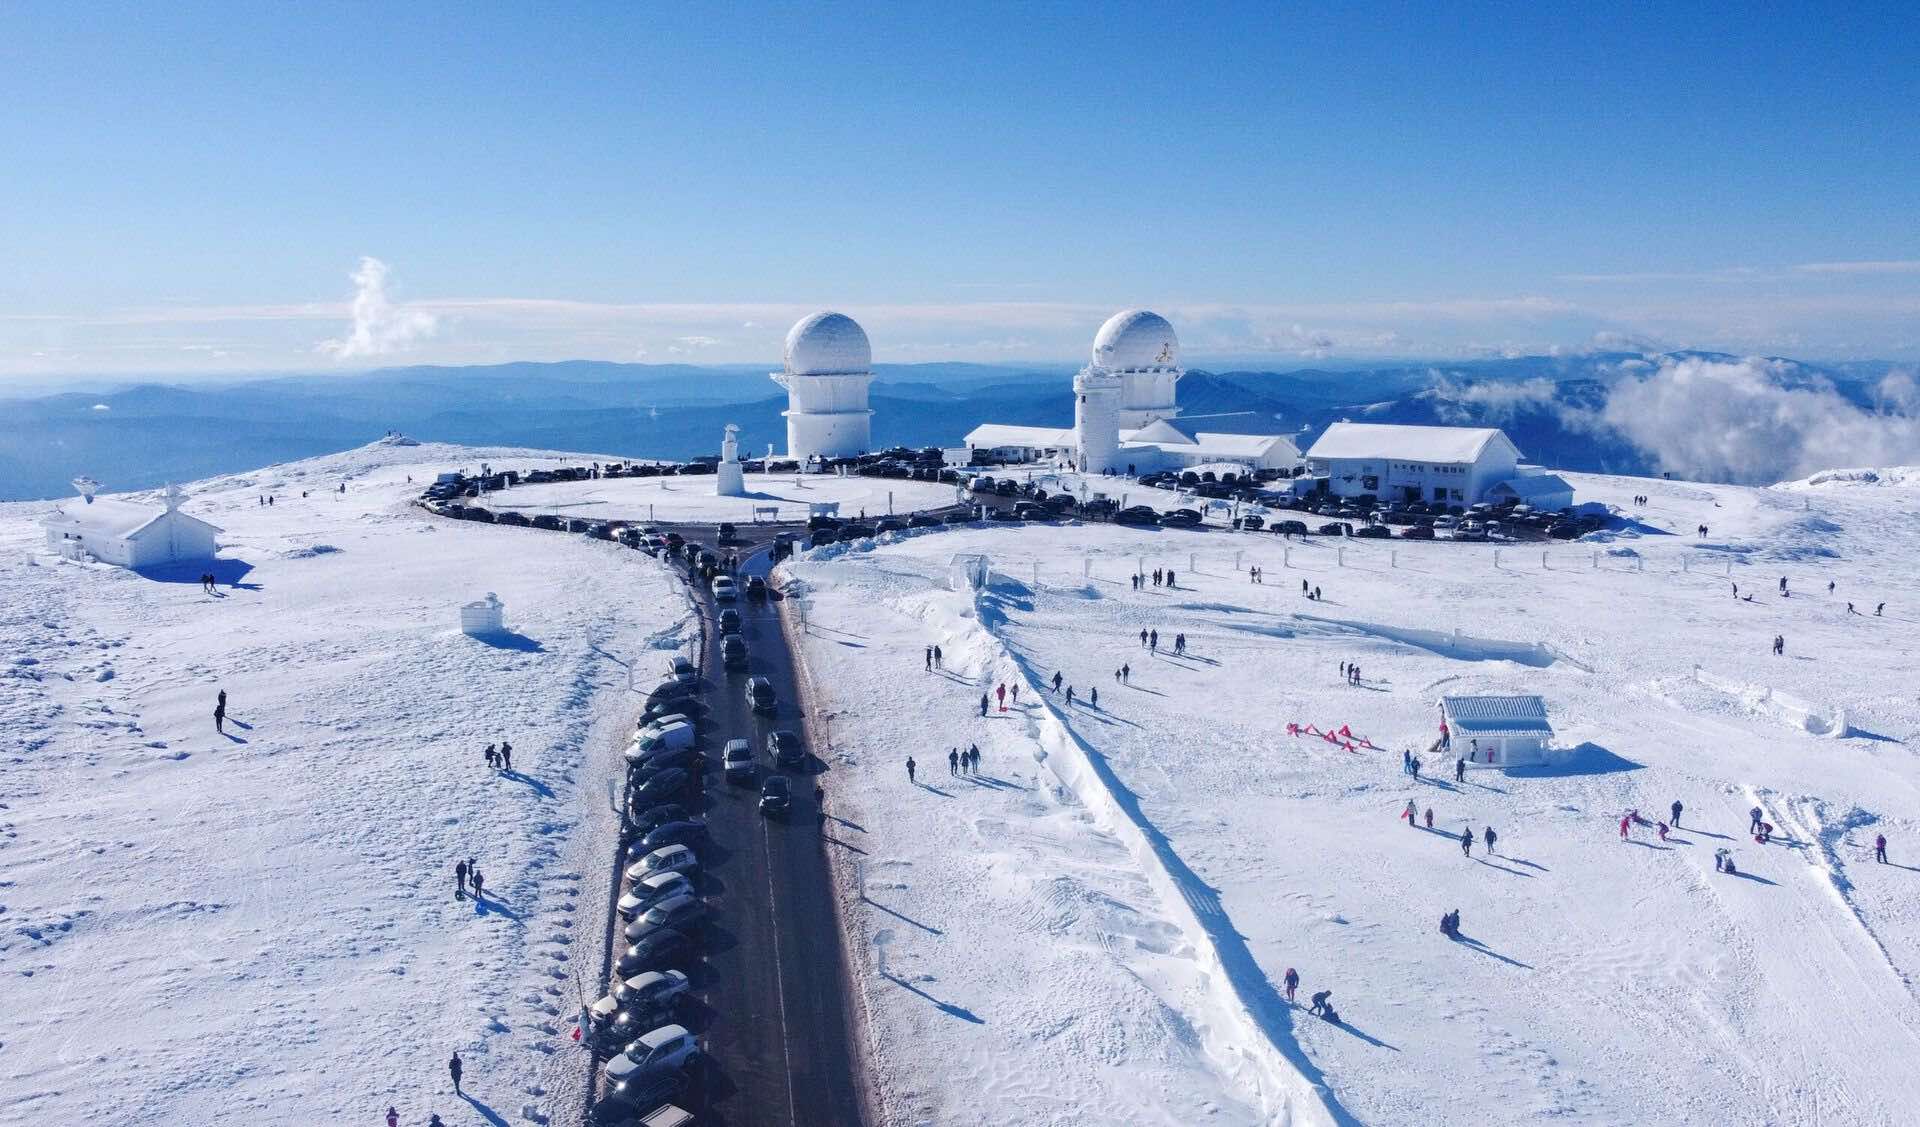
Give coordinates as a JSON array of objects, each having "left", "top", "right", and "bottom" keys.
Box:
[
  {"left": 491, "top": 472, "right": 963, "bottom": 524},
  {"left": 780, "top": 467, "right": 1920, "bottom": 1126},
  {"left": 0, "top": 441, "right": 688, "bottom": 1126}
]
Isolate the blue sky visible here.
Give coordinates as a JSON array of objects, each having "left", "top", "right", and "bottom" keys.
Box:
[{"left": 3, "top": 1, "right": 1918, "bottom": 375}]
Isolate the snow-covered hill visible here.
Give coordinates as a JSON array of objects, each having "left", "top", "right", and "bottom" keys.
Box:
[
  {"left": 0, "top": 442, "right": 689, "bottom": 1126},
  {"left": 780, "top": 468, "right": 1920, "bottom": 1126}
]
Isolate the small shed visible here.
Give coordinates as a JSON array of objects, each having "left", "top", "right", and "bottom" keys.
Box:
[
  {"left": 42, "top": 483, "right": 221, "bottom": 569},
  {"left": 461, "top": 592, "right": 507, "bottom": 636},
  {"left": 1441, "top": 694, "right": 1554, "bottom": 767}
]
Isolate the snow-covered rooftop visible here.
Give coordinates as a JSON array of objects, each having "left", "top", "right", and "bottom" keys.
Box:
[
  {"left": 1306, "top": 421, "right": 1519, "bottom": 464},
  {"left": 965, "top": 423, "right": 1077, "bottom": 448},
  {"left": 1441, "top": 694, "right": 1553, "bottom": 733},
  {"left": 40, "top": 496, "right": 219, "bottom": 538}
]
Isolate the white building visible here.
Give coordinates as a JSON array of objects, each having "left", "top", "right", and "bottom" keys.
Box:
[
  {"left": 1441, "top": 695, "right": 1555, "bottom": 767},
  {"left": 963, "top": 309, "right": 1298, "bottom": 476},
  {"left": 1302, "top": 422, "right": 1533, "bottom": 506},
  {"left": 42, "top": 483, "right": 221, "bottom": 569},
  {"left": 771, "top": 311, "right": 874, "bottom": 464}
]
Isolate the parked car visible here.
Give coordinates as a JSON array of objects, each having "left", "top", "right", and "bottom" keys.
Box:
[
  {"left": 606, "top": 969, "right": 691, "bottom": 1016},
  {"left": 615, "top": 927, "right": 692, "bottom": 976},
  {"left": 841, "top": 523, "right": 875, "bottom": 539},
  {"left": 623, "top": 894, "right": 706, "bottom": 943},
  {"left": 907, "top": 513, "right": 942, "bottom": 528},
  {"left": 631, "top": 769, "right": 691, "bottom": 805},
  {"left": 591, "top": 1067, "right": 687, "bottom": 1124},
  {"left": 640, "top": 696, "right": 708, "bottom": 728},
  {"left": 618, "top": 871, "right": 694, "bottom": 919},
  {"left": 531, "top": 514, "right": 565, "bottom": 531},
  {"left": 875, "top": 518, "right": 906, "bottom": 533},
  {"left": 711, "top": 576, "right": 737, "bottom": 601},
  {"left": 494, "top": 511, "right": 531, "bottom": 527},
  {"left": 767, "top": 729, "right": 804, "bottom": 769},
  {"left": 1234, "top": 514, "right": 1265, "bottom": 530},
  {"left": 746, "top": 576, "right": 768, "bottom": 599},
  {"left": 1114, "top": 506, "right": 1160, "bottom": 526},
  {"left": 626, "top": 721, "right": 695, "bottom": 764},
  {"left": 759, "top": 775, "right": 791, "bottom": 815},
  {"left": 627, "top": 802, "right": 692, "bottom": 836},
  {"left": 627, "top": 844, "right": 697, "bottom": 881},
  {"left": 636, "top": 819, "right": 707, "bottom": 852},
  {"left": 716, "top": 608, "right": 741, "bottom": 633},
  {"left": 722, "top": 738, "right": 755, "bottom": 782},
  {"left": 1354, "top": 524, "right": 1391, "bottom": 539},
  {"left": 721, "top": 634, "right": 748, "bottom": 670},
  {"left": 746, "top": 675, "right": 776, "bottom": 713},
  {"left": 667, "top": 655, "right": 698, "bottom": 684},
  {"left": 1159, "top": 509, "right": 1201, "bottom": 528},
  {"left": 1316, "top": 521, "right": 1350, "bottom": 536},
  {"left": 716, "top": 522, "right": 737, "bottom": 543},
  {"left": 1399, "top": 524, "right": 1436, "bottom": 540}
]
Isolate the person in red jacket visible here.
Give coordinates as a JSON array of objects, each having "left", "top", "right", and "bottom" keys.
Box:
[{"left": 1619, "top": 815, "right": 1631, "bottom": 840}]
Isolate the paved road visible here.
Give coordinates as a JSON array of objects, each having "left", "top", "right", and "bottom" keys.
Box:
[{"left": 644, "top": 525, "right": 866, "bottom": 1127}]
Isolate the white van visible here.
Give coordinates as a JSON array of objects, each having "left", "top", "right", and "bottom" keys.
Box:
[{"left": 625, "top": 721, "right": 694, "bottom": 763}]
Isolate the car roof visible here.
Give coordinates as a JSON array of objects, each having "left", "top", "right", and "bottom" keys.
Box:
[
  {"left": 723, "top": 739, "right": 751, "bottom": 754},
  {"left": 640, "top": 1023, "right": 692, "bottom": 1047},
  {"left": 763, "top": 776, "right": 790, "bottom": 792}
]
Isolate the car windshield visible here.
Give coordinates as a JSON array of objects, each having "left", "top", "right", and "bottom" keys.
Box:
[
  {"left": 763, "top": 777, "right": 789, "bottom": 796},
  {"left": 771, "top": 731, "right": 795, "bottom": 751}
]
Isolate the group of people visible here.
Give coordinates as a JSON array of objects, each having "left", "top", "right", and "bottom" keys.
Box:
[
  {"left": 198, "top": 572, "right": 222, "bottom": 595},
  {"left": 1301, "top": 579, "right": 1324, "bottom": 601},
  {"left": 1248, "top": 564, "right": 1265, "bottom": 583},
  {"left": 947, "top": 745, "right": 983, "bottom": 775},
  {"left": 1133, "top": 566, "right": 1179, "bottom": 589},
  {"left": 482, "top": 740, "right": 513, "bottom": 772},
  {"left": 452, "top": 856, "right": 485, "bottom": 902},
  {"left": 1338, "top": 660, "right": 1364, "bottom": 686},
  {"left": 1439, "top": 908, "right": 1463, "bottom": 938},
  {"left": 923, "top": 644, "right": 944, "bottom": 671}
]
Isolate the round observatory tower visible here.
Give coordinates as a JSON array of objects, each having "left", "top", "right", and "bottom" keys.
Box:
[
  {"left": 1073, "top": 366, "right": 1122, "bottom": 474},
  {"left": 771, "top": 312, "right": 874, "bottom": 463},
  {"left": 1091, "top": 309, "right": 1183, "bottom": 429}
]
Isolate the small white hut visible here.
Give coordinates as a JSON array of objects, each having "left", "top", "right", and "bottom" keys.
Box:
[
  {"left": 461, "top": 592, "right": 507, "bottom": 637},
  {"left": 1441, "top": 694, "right": 1554, "bottom": 767},
  {"left": 42, "top": 481, "right": 221, "bottom": 569}
]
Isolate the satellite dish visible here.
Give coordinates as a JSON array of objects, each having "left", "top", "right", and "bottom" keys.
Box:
[{"left": 72, "top": 476, "right": 100, "bottom": 504}]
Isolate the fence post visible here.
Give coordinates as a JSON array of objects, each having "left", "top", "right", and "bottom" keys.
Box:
[
  {"left": 1637, "top": 556, "right": 1644, "bottom": 572},
  {"left": 1337, "top": 547, "right": 1345, "bottom": 566},
  {"left": 1542, "top": 551, "right": 1548, "bottom": 569},
  {"left": 1592, "top": 551, "right": 1598, "bottom": 569},
  {"left": 1189, "top": 552, "right": 1196, "bottom": 572},
  {"left": 1234, "top": 550, "right": 1243, "bottom": 571},
  {"left": 1493, "top": 549, "right": 1501, "bottom": 568},
  {"left": 1682, "top": 555, "right": 1689, "bottom": 572},
  {"left": 1033, "top": 561, "right": 1040, "bottom": 586},
  {"left": 1284, "top": 547, "right": 1291, "bottom": 568},
  {"left": 1391, "top": 549, "right": 1397, "bottom": 568},
  {"left": 1083, "top": 557, "right": 1092, "bottom": 578}
]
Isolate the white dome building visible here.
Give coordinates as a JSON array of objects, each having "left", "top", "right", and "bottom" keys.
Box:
[
  {"left": 1091, "top": 309, "right": 1183, "bottom": 429},
  {"left": 771, "top": 312, "right": 874, "bottom": 463}
]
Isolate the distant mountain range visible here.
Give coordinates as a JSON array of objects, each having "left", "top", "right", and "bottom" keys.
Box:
[{"left": 0, "top": 353, "right": 1903, "bottom": 500}]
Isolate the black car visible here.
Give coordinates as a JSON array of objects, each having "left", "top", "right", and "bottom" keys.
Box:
[
  {"left": 530, "top": 514, "right": 564, "bottom": 531},
  {"left": 616, "top": 927, "right": 692, "bottom": 975},
  {"left": 721, "top": 634, "right": 749, "bottom": 670},
  {"left": 875, "top": 518, "right": 906, "bottom": 533},
  {"left": 1235, "top": 515, "right": 1265, "bottom": 530},
  {"left": 640, "top": 696, "right": 708, "bottom": 728},
  {"left": 631, "top": 768, "right": 690, "bottom": 804},
  {"left": 759, "top": 775, "right": 791, "bottom": 815},
  {"left": 907, "top": 514, "right": 942, "bottom": 528},
  {"left": 807, "top": 514, "right": 843, "bottom": 531},
  {"left": 1159, "top": 509, "right": 1201, "bottom": 528},
  {"left": 637, "top": 819, "right": 708, "bottom": 851},
  {"left": 746, "top": 576, "right": 768, "bottom": 599},
  {"left": 1114, "top": 506, "right": 1160, "bottom": 526},
  {"left": 810, "top": 528, "right": 840, "bottom": 546},
  {"left": 988, "top": 509, "right": 1023, "bottom": 523},
  {"left": 994, "top": 480, "right": 1018, "bottom": 496},
  {"left": 716, "top": 522, "right": 737, "bottom": 543},
  {"left": 717, "top": 608, "right": 741, "bottom": 633},
  {"left": 628, "top": 803, "right": 691, "bottom": 834},
  {"left": 1271, "top": 519, "right": 1309, "bottom": 536},
  {"left": 840, "top": 523, "right": 875, "bottom": 539},
  {"left": 944, "top": 510, "right": 977, "bottom": 524},
  {"left": 767, "top": 729, "right": 804, "bottom": 769},
  {"left": 1317, "top": 521, "right": 1351, "bottom": 536},
  {"left": 1354, "top": 524, "right": 1391, "bottom": 539},
  {"left": 494, "top": 511, "right": 531, "bottom": 527},
  {"left": 746, "top": 676, "right": 776, "bottom": 713}
]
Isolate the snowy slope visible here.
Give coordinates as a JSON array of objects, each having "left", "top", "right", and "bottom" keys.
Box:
[
  {"left": 0, "top": 441, "right": 686, "bottom": 1127},
  {"left": 780, "top": 468, "right": 1920, "bottom": 1126}
]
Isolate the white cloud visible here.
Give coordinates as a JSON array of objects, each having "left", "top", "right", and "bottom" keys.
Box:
[
  {"left": 1793, "top": 260, "right": 1920, "bottom": 275},
  {"left": 1598, "top": 356, "right": 1920, "bottom": 483},
  {"left": 317, "top": 257, "right": 439, "bottom": 360}
]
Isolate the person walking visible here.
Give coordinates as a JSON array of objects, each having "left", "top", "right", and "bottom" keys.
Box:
[
  {"left": 1460, "top": 827, "right": 1474, "bottom": 856},
  {"left": 1619, "top": 814, "right": 1632, "bottom": 841},
  {"left": 1876, "top": 602, "right": 1885, "bottom": 616},
  {"left": 970, "top": 744, "right": 982, "bottom": 773},
  {"left": 214, "top": 698, "right": 226, "bottom": 734},
  {"left": 500, "top": 743, "right": 511, "bottom": 772},
  {"left": 996, "top": 684, "right": 1007, "bottom": 712},
  {"left": 1455, "top": 757, "right": 1465, "bottom": 783},
  {"left": 454, "top": 859, "right": 468, "bottom": 900},
  {"left": 1149, "top": 629, "right": 1158, "bottom": 653},
  {"left": 1052, "top": 671, "right": 1064, "bottom": 693},
  {"left": 1139, "top": 628, "right": 1148, "bottom": 647},
  {"left": 1065, "top": 686, "right": 1076, "bottom": 705},
  {"left": 1484, "top": 826, "right": 1497, "bottom": 854},
  {"left": 470, "top": 867, "right": 484, "bottom": 900},
  {"left": 1121, "top": 663, "right": 1130, "bottom": 683},
  {"left": 1875, "top": 833, "right": 1888, "bottom": 863},
  {"left": 1090, "top": 686, "right": 1099, "bottom": 708},
  {"left": 1401, "top": 799, "right": 1416, "bottom": 826},
  {"left": 948, "top": 748, "right": 959, "bottom": 775},
  {"left": 980, "top": 693, "right": 989, "bottom": 718},
  {"left": 1011, "top": 683, "right": 1019, "bottom": 706},
  {"left": 484, "top": 743, "right": 497, "bottom": 770},
  {"left": 1423, "top": 807, "right": 1433, "bottom": 829},
  {"left": 933, "top": 645, "right": 943, "bottom": 669},
  {"left": 925, "top": 646, "right": 933, "bottom": 671},
  {"left": 1167, "top": 570, "right": 1176, "bottom": 588},
  {"left": 1657, "top": 821, "right": 1669, "bottom": 843},
  {"left": 1749, "top": 806, "right": 1764, "bottom": 834},
  {"left": 1410, "top": 757, "right": 1421, "bottom": 780},
  {"left": 906, "top": 756, "right": 916, "bottom": 783},
  {"left": 1283, "top": 966, "right": 1299, "bottom": 1002},
  {"left": 387, "top": 1107, "right": 399, "bottom": 1127},
  {"left": 449, "top": 1050, "right": 463, "bottom": 1095}
]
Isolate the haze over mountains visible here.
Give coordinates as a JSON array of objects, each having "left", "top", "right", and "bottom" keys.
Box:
[{"left": 1, "top": 353, "right": 1912, "bottom": 501}]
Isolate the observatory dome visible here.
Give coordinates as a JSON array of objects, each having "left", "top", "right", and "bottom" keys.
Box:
[
  {"left": 1091, "top": 309, "right": 1179, "bottom": 371},
  {"left": 784, "top": 312, "right": 872, "bottom": 376}
]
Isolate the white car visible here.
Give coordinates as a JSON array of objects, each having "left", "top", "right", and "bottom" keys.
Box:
[
  {"left": 711, "top": 576, "right": 737, "bottom": 601},
  {"left": 625, "top": 844, "right": 697, "bottom": 880},
  {"left": 619, "top": 871, "right": 693, "bottom": 919},
  {"left": 604, "top": 1023, "right": 699, "bottom": 1084},
  {"left": 667, "top": 655, "right": 698, "bottom": 684}
]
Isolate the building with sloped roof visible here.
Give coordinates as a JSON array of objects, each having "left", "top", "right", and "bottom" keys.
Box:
[
  {"left": 1441, "top": 694, "right": 1555, "bottom": 767},
  {"left": 1301, "top": 421, "right": 1571, "bottom": 510},
  {"left": 42, "top": 483, "right": 221, "bottom": 569}
]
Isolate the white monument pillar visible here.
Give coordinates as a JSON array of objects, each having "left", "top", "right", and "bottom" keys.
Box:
[{"left": 716, "top": 423, "right": 745, "bottom": 496}]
